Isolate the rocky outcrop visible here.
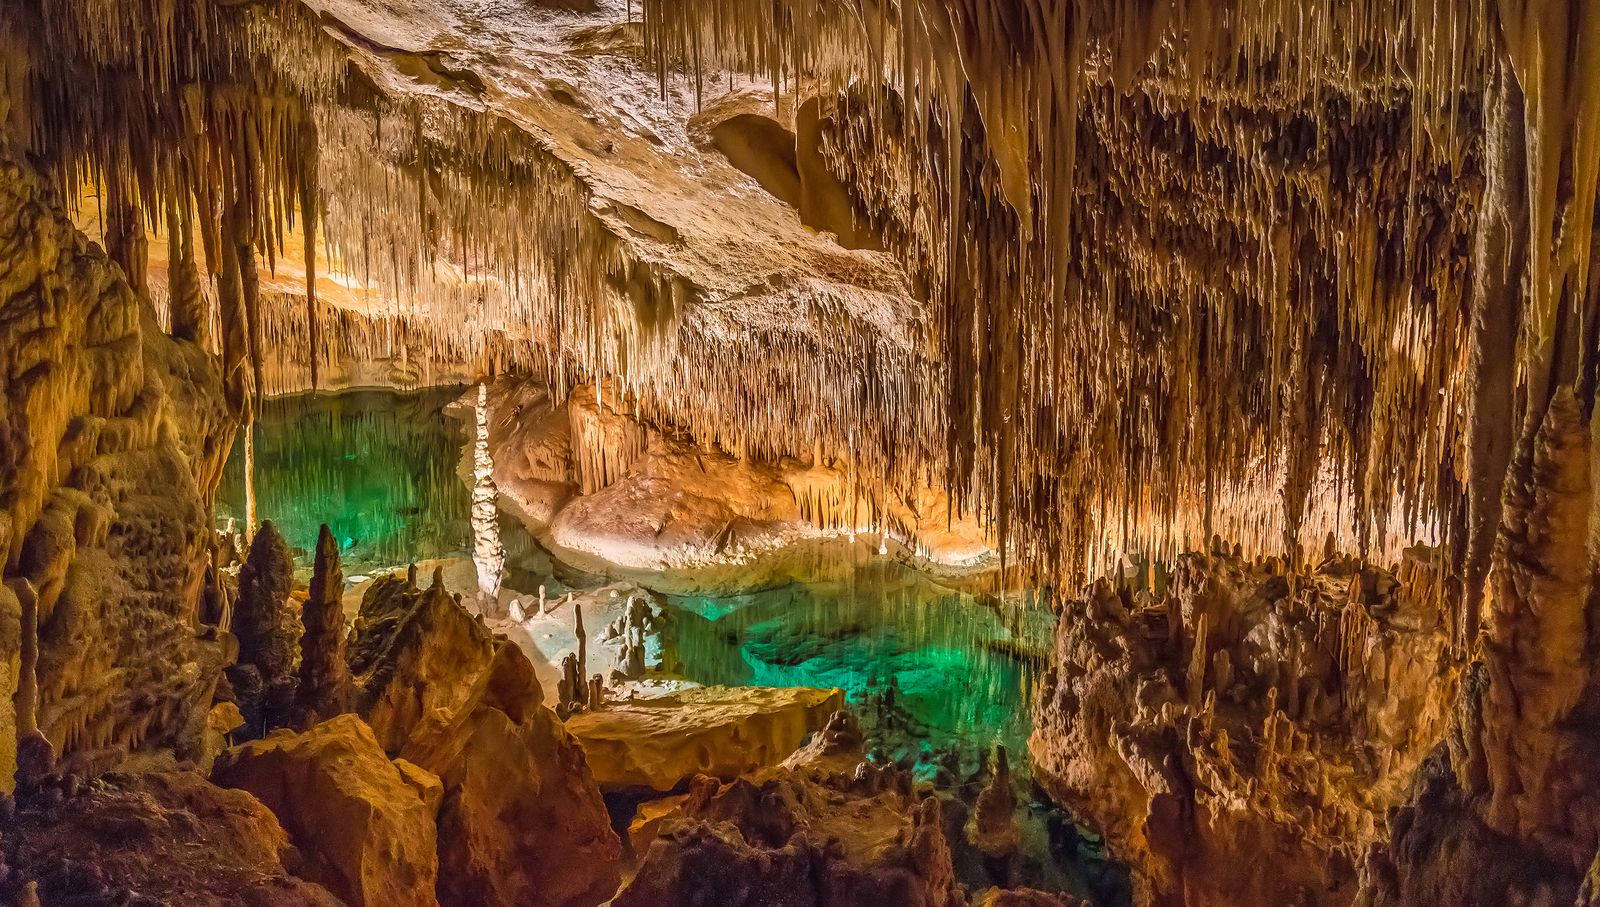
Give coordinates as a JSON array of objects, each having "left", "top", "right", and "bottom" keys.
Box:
[
  {"left": 347, "top": 571, "right": 495, "bottom": 753},
  {"left": 1031, "top": 549, "right": 1457, "bottom": 906},
  {"left": 0, "top": 139, "right": 234, "bottom": 787},
  {"left": 477, "top": 377, "right": 997, "bottom": 593},
  {"left": 348, "top": 569, "right": 622, "bottom": 907},
  {"left": 618, "top": 711, "right": 968, "bottom": 907},
  {"left": 620, "top": 770, "right": 965, "bottom": 907},
  {"left": 564, "top": 684, "right": 843, "bottom": 791},
  {"left": 213, "top": 713, "right": 441, "bottom": 907},
  {"left": 1358, "top": 390, "right": 1600, "bottom": 906},
  {"left": 1, "top": 769, "right": 342, "bottom": 905}
]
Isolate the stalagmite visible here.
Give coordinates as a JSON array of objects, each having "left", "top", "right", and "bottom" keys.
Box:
[
  {"left": 471, "top": 383, "right": 506, "bottom": 617},
  {"left": 576, "top": 599, "right": 587, "bottom": 673},
  {"left": 228, "top": 521, "right": 299, "bottom": 736},
  {"left": 968, "top": 745, "right": 1021, "bottom": 870},
  {"left": 293, "top": 524, "right": 353, "bottom": 728}
]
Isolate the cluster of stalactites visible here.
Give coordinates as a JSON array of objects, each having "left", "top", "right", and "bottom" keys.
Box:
[
  {"left": 0, "top": 0, "right": 344, "bottom": 417},
  {"left": 638, "top": 0, "right": 1600, "bottom": 596},
  {"left": 2, "top": 0, "right": 972, "bottom": 589}
]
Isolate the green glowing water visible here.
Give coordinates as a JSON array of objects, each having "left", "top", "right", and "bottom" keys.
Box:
[
  {"left": 223, "top": 389, "right": 1048, "bottom": 757},
  {"left": 216, "top": 387, "right": 472, "bottom": 572},
  {"left": 666, "top": 558, "right": 1050, "bottom": 766}
]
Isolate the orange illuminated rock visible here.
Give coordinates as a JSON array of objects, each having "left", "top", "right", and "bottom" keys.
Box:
[
  {"left": 213, "top": 713, "right": 440, "bottom": 907},
  {"left": 565, "top": 685, "right": 842, "bottom": 792}
]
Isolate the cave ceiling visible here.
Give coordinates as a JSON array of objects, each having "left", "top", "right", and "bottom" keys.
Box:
[{"left": 2, "top": 0, "right": 1595, "bottom": 606}]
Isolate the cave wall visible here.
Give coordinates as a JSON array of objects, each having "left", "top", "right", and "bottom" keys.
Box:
[
  {"left": 1032, "top": 549, "right": 1457, "bottom": 906},
  {"left": 1358, "top": 388, "right": 1600, "bottom": 906},
  {"left": 0, "top": 136, "right": 234, "bottom": 789}
]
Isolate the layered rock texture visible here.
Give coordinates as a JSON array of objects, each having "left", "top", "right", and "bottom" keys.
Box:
[{"left": 0, "top": 139, "right": 232, "bottom": 789}]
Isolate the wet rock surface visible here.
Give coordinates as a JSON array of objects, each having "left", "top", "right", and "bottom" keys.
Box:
[{"left": 564, "top": 684, "right": 843, "bottom": 791}]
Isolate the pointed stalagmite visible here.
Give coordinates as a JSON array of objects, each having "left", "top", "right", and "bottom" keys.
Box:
[
  {"left": 228, "top": 521, "right": 299, "bottom": 737},
  {"left": 293, "top": 524, "right": 353, "bottom": 728}
]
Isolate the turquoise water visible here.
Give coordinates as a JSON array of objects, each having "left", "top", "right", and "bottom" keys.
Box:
[
  {"left": 665, "top": 558, "right": 1050, "bottom": 769},
  {"left": 221, "top": 389, "right": 1051, "bottom": 762},
  {"left": 216, "top": 387, "right": 472, "bottom": 572}
]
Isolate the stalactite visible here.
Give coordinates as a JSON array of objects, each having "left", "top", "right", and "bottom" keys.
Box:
[
  {"left": 301, "top": 118, "right": 321, "bottom": 390},
  {"left": 11, "top": 579, "right": 40, "bottom": 740},
  {"left": 4, "top": 0, "right": 1595, "bottom": 611},
  {"left": 166, "top": 191, "right": 208, "bottom": 344}
]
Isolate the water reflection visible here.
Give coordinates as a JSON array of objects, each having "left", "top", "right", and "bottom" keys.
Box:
[{"left": 217, "top": 387, "right": 472, "bottom": 572}]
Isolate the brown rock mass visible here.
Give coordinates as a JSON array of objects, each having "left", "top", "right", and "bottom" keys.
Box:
[
  {"left": 1032, "top": 550, "right": 1457, "bottom": 905},
  {"left": 349, "top": 570, "right": 623, "bottom": 907},
  {"left": 213, "top": 713, "right": 441, "bottom": 907}
]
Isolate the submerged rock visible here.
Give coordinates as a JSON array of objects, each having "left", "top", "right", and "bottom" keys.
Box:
[{"left": 212, "top": 713, "right": 440, "bottom": 907}]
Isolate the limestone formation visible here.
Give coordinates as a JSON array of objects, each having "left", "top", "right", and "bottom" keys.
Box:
[
  {"left": 347, "top": 573, "right": 498, "bottom": 753},
  {"left": 563, "top": 685, "right": 844, "bottom": 791},
  {"left": 1358, "top": 390, "right": 1600, "bottom": 906},
  {"left": 294, "top": 524, "right": 354, "bottom": 729},
  {"left": 1031, "top": 549, "right": 1457, "bottom": 905},
  {"left": 230, "top": 521, "right": 301, "bottom": 737},
  {"left": 348, "top": 570, "right": 623, "bottom": 906},
  {"left": 608, "top": 707, "right": 1076, "bottom": 907},
  {"left": 2, "top": 770, "right": 343, "bottom": 906},
  {"left": 0, "top": 139, "right": 233, "bottom": 785},
  {"left": 4, "top": 0, "right": 1600, "bottom": 903},
  {"left": 213, "top": 714, "right": 440, "bottom": 907},
  {"left": 618, "top": 760, "right": 963, "bottom": 907},
  {"left": 968, "top": 746, "right": 1021, "bottom": 871}
]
